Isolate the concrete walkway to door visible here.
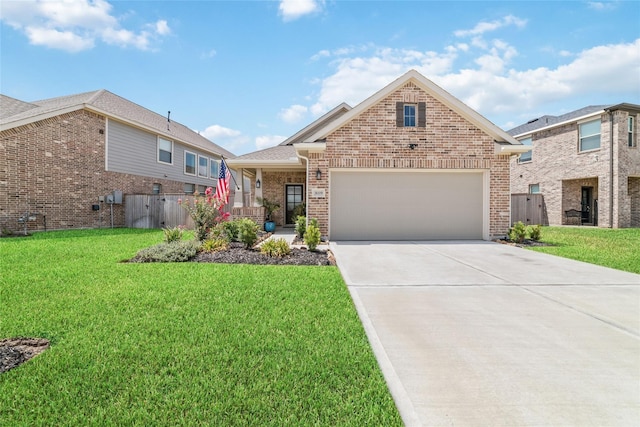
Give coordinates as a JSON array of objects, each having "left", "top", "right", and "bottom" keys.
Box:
[{"left": 330, "top": 241, "right": 640, "bottom": 427}]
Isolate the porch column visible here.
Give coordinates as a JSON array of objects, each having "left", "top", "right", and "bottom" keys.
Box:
[
  {"left": 254, "top": 168, "right": 263, "bottom": 207},
  {"left": 234, "top": 168, "right": 244, "bottom": 208}
]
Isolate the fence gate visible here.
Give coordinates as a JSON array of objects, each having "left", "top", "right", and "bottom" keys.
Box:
[
  {"left": 125, "top": 194, "right": 194, "bottom": 229},
  {"left": 511, "top": 193, "right": 548, "bottom": 226}
]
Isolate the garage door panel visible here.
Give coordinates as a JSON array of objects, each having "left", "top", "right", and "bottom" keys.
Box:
[{"left": 330, "top": 171, "right": 483, "bottom": 240}]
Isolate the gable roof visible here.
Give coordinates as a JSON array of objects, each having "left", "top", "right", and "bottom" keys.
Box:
[
  {"left": 228, "top": 102, "right": 351, "bottom": 167},
  {"left": 303, "top": 69, "right": 520, "bottom": 145},
  {"left": 0, "top": 89, "right": 235, "bottom": 159},
  {"left": 508, "top": 105, "right": 609, "bottom": 137}
]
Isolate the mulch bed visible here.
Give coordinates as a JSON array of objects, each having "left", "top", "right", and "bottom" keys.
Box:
[
  {"left": 494, "top": 238, "right": 554, "bottom": 247},
  {"left": 0, "top": 338, "right": 50, "bottom": 374},
  {"left": 195, "top": 242, "right": 334, "bottom": 266}
]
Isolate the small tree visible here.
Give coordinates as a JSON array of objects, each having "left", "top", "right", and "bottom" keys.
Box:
[
  {"left": 256, "top": 197, "right": 280, "bottom": 222},
  {"left": 295, "top": 215, "right": 306, "bottom": 239},
  {"left": 304, "top": 219, "right": 321, "bottom": 251}
]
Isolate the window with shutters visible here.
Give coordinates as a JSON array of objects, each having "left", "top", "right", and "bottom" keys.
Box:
[{"left": 396, "top": 102, "right": 426, "bottom": 128}]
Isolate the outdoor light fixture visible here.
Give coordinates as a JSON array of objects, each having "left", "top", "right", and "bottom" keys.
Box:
[
  {"left": 255, "top": 179, "right": 261, "bottom": 189},
  {"left": 316, "top": 168, "right": 322, "bottom": 180},
  {"left": 408, "top": 143, "right": 418, "bottom": 150}
]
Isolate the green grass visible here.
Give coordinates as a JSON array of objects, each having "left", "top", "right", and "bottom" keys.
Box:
[
  {"left": 529, "top": 226, "right": 640, "bottom": 274},
  {"left": 0, "top": 229, "right": 401, "bottom": 426}
]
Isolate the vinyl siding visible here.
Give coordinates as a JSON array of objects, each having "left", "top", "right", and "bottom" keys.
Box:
[{"left": 107, "top": 119, "right": 220, "bottom": 188}]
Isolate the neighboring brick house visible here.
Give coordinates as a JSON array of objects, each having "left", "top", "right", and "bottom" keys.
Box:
[
  {"left": 509, "top": 103, "right": 640, "bottom": 228},
  {"left": 228, "top": 70, "right": 528, "bottom": 240},
  {"left": 0, "top": 90, "right": 235, "bottom": 233}
]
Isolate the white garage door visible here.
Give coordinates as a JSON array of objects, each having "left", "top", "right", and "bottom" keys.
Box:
[{"left": 330, "top": 171, "right": 485, "bottom": 240}]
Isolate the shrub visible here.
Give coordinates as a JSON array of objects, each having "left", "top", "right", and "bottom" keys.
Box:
[
  {"left": 304, "top": 219, "right": 321, "bottom": 251},
  {"left": 509, "top": 221, "right": 527, "bottom": 244},
  {"left": 162, "top": 226, "right": 183, "bottom": 243},
  {"left": 260, "top": 238, "right": 291, "bottom": 257},
  {"left": 292, "top": 202, "right": 306, "bottom": 218},
  {"left": 201, "top": 237, "right": 229, "bottom": 253},
  {"left": 237, "top": 218, "right": 259, "bottom": 249},
  {"left": 220, "top": 219, "right": 240, "bottom": 242},
  {"left": 529, "top": 224, "right": 542, "bottom": 241},
  {"left": 132, "top": 241, "right": 199, "bottom": 263},
  {"left": 179, "top": 187, "right": 229, "bottom": 241},
  {"left": 295, "top": 216, "right": 306, "bottom": 238}
]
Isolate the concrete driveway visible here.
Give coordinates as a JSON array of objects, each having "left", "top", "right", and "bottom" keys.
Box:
[{"left": 330, "top": 241, "right": 640, "bottom": 427}]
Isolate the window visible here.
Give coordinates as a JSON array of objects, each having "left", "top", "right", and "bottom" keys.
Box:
[
  {"left": 158, "top": 137, "right": 173, "bottom": 164},
  {"left": 579, "top": 119, "right": 601, "bottom": 152},
  {"left": 210, "top": 159, "right": 219, "bottom": 179},
  {"left": 529, "top": 184, "right": 540, "bottom": 194},
  {"left": 184, "top": 183, "right": 195, "bottom": 194},
  {"left": 198, "top": 156, "right": 208, "bottom": 177},
  {"left": 184, "top": 151, "right": 196, "bottom": 175},
  {"left": 629, "top": 116, "right": 635, "bottom": 147},
  {"left": 197, "top": 185, "right": 207, "bottom": 194},
  {"left": 152, "top": 183, "right": 162, "bottom": 194},
  {"left": 404, "top": 105, "right": 416, "bottom": 127},
  {"left": 518, "top": 137, "right": 533, "bottom": 163},
  {"left": 396, "top": 102, "right": 426, "bottom": 127}
]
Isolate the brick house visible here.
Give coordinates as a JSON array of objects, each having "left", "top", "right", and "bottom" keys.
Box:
[
  {"left": 0, "top": 90, "right": 235, "bottom": 233},
  {"left": 509, "top": 103, "right": 640, "bottom": 228},
  {"left": 228, "top": 70, "right": 528, "bottom": 240}
]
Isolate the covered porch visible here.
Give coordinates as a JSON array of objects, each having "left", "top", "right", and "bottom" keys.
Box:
[{"left": 561, "top": 177, "right": 599, "bottom": 226}]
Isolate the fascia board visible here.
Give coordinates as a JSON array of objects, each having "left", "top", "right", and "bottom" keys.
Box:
[
  {"left": 495, "top": 143, "right": 531, "bottom": 155},
  {"left": 512, "top": 110, "right": 606, "bottom": 139},
  {"left": 225, "top": 159, "right": 304, "bottom": 169}
]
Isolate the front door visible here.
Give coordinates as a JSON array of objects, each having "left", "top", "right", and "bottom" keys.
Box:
[
  {"left": 285, "top": 184, "right": 304, "bottom": 225},
  {"left": 581, "top": 186, "right": 593, "bottom": 224}
]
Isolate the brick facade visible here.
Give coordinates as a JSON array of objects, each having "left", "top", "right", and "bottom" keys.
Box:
[
  {"left": 510, "top": 110, "right": 639, "bottom": 228},
  {"left": 259, "top": 171, "right": 306, "bottom": 226},
  {"left": 301, "top": 82, "right": 511, "bottom": 239},
  {"left": 1, "top": 110, "right": 189, "bottom": 233}
]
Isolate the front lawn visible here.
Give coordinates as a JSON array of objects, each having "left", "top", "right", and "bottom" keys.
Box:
[
  {"left": 529, "top": 226, "right": 640, "bottom": 274},
  {"left": 0, "top": 229, "right": 401, "bottom": 426}
]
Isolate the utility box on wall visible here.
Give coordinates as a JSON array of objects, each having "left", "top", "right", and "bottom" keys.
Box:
[{"left": 105, "top": 190, "right": 123, "bottom": 205}]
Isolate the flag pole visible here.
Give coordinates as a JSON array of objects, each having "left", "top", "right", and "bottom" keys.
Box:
[{"left": 220, "top": 156, "right": 240, "bottom": 190}]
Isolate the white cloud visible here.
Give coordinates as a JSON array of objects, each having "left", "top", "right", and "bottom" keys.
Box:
[
  {"left": 255, "top": 135, "right": 287, "bottom": 150},
  {"left": 588, "top": 1, "right": 618, "bottom": 11},
  {"left": 0, "top": 0, "right": 170, "bottom": 52},
  {"left": 279, "top": 0, "right": 323, "bottom": 21},
  {"left": 198, "top": 124, "right": 251, "bottom": 153},
  {"left": 279, "top": 104, "right": 308, "bottom": 123},
  {"left": 201, "top": 49, "right": 217, "bottom": 59},
  {"left": 454, "top": 15, "right": 527, "bottom": 38}
]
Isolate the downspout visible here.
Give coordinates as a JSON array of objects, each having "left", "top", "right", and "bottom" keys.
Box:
[
  {"left": 606, "top": 109, "right": 614, "bottom": 228},
  {"left": 297, "top": 152, "right": 310, "bottom": 228}
]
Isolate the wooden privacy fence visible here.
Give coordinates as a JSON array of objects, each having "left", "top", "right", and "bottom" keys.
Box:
[
  {"left": 125, "top": 194, "right": 235, "bottom": 229},
  {"left": 511, "top": 193, "right": 548, "bottom": 226}
]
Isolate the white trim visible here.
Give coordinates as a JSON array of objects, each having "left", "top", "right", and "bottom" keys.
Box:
[
  {"left": 184, "top": 151, "right": 196, "bottom": 176},
  {"left": 209, "top": 158, "right": 219, "bottom": 180},
  {"left": 495, "top": 143, "right": 531, "bottom": 155},
  {"left": 512, "top": 110, "right": 606, "bottom": 139}
]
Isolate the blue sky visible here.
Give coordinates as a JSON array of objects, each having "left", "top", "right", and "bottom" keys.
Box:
[{"left": 1, "top": 0, "right": 639, "bottom": 155}]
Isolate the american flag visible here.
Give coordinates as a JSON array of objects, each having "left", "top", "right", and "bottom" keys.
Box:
[{"left": 215, "top": 159, "right": 230, "bottom": 205}]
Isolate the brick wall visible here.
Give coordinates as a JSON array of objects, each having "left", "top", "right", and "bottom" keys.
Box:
[
  {"left": 306, "top": 82, "right": 509, "bottom": 238},
  {"left": 0, "top": 110, "right": 191, "bottom": 233},
  {"left": 260, "top": 171, "right": 306, "bottom": 226},
  {"left": 510, "top": 111, "right": 639, "bottom": 228}
]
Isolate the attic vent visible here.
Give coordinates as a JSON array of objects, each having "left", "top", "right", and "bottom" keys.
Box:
[
  {"left": 527, "top": 118, "right": 539, "bottom": 124},
  {"left": 403, "top": 93, "right": 418, "bottom": 103}
]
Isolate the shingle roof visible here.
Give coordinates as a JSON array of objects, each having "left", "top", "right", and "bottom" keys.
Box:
[
  {"left": 0, "top": 95, "right": 39, "bottom": 119},
  {"left": 507, "top": 105, "right": 610, "bottom": 136},
  {"left": 0, "top": 89, "right": 235, "bottom": 158},
  {"left": 233, "top": 145, "right": 298, "bottom": 162}
]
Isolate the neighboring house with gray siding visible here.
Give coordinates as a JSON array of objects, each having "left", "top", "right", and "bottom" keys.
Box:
[
  {"left": 509, "top": 103, "right": 640, "bottom": 228},
  {"left": 0, "top": 90, "right": 235, "bottom": 233}
]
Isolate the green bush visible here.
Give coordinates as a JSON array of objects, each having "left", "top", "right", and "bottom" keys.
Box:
[
  {"left": 162, "top": 226, "right": 183, "bottom": 243},
  {"left": 295, "top": 216, "right": 306, "bottom": 238},
  {"left": 509, "top": 221, "right": 527, "bottom": 244},
  {"left": 132, "top": 241, "right": 199, "bottom": 263},
  {"left": 237, "top": 218, "right": 260, "bottom": 249},
  {"left": 304, "top": 219, "right": 321, "bottom": 251},
  {"left": 201, "top": 237, "right": 229, "bottom": 253},
  {"left": 292, "top": 202, "right": 306, "bottom": 218},
  {"left": 529, "top": 224, "right": 542, "bottom": 241},
  {"left": 260, "top": 238, "right": 291, "bottom": 257}
]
